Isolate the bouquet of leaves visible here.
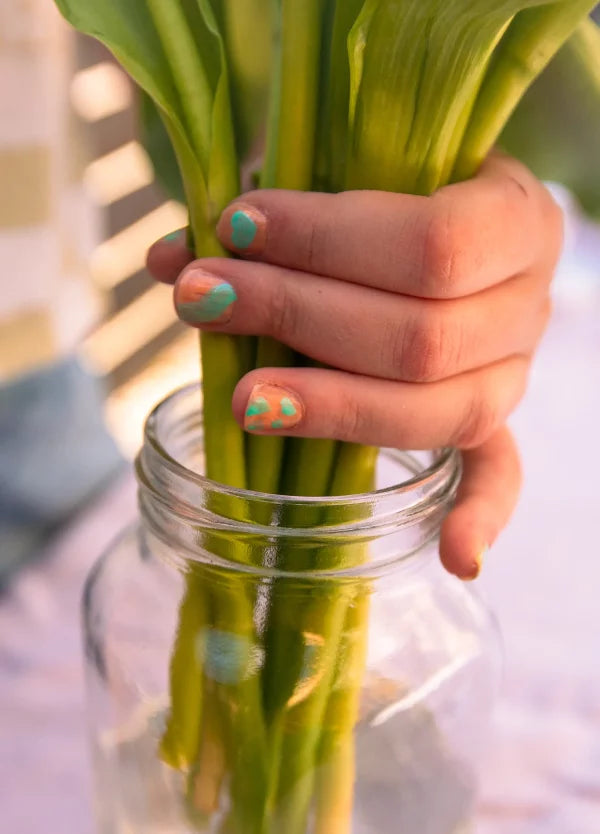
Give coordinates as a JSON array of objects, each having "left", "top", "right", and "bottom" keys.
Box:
[{"left": 54, "top": 1, "right": 600, "bottom": 832}]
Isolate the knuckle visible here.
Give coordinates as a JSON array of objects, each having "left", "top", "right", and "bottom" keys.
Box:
[
  {"left": 395, "top": 309, "right": 458, "bottom": 382},
  {"left": 304, "top": 215, "right": 322, "bottom": 274},
  {"left": 420, "top": 201, "right": 463, "bottom": 296},
  {"left": 543, "top": 192, "right": 565, "bottom": 263},
  {"left": 269, "top": 280, "right": 298, "bottom": 342},
  {"left": 455, "top": 387, "right": 501, "bottom": 449},
  {"left": 537, "top": 297, "right": 553, "bottom": 338},
  {"left": 299, "top": 206, "right": 331, "bottom": 275},
  {"left": 335, "top": 392, "right": 365, "bottom": 442}
]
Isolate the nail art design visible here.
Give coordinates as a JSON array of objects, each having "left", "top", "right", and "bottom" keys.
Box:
[
  {"left": 231, "top": 210, "right": 258, "bottom": 248},
  {"left": 244, "top": 384, "right": 303, "bottom": 432},
  {"left": 163, "top": 229, "right": 183, "bottom": 243},
  {"left": 218, "top": 205, "right": 266, "bottom": 253},
  {"left": 176, "top": 272, "right": 237, "bottom": 324}
]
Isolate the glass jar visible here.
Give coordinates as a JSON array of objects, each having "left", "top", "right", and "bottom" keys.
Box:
[{"left": 84, "top": 385, "right": 501, "bottom": 834}]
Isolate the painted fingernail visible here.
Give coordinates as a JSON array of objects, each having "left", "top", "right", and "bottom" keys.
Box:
[
  {"left": 244, "top": 384, "right": 303, "bottom": 432},
  {"left": 218, "top": 204, "right": 266, "bottom": 253},
  {"left": 465, "top": 546, "right": 488, "bottom": 581},
  {"left": 175, "top": 270, "right": 237, "bottom": 325},
  {"left": 162, "top": 228, "right": 185, "bottom": 244}
]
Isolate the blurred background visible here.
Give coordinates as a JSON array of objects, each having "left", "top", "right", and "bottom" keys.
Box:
[{"left": 1, "top": 3, "right": 599, "bottom": 833}]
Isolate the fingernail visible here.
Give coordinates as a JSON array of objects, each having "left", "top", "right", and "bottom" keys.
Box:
[
  {"left": 464, "top": 546, "right": 488, "bottom": 581},
  {"left": 175, "top": 270, "right": 237, "bottom": 325},
  {"left": 218, "top": 204, "right": 266, "bottom": 253},
  {"left": 244, "top": 384, "right": 303, "bottom": 432},
  {"left": 162, "top": 228, "right": 185, "bottom": 244}
]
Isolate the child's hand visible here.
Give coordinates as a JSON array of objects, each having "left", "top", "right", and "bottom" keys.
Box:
[{"left": 147, "top": 152, "right": 562, "bottom": 581}]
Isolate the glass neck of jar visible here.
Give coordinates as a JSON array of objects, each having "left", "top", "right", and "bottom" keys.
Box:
[{"left": 135, "top": 385, "right": 461, "bottom": 578}]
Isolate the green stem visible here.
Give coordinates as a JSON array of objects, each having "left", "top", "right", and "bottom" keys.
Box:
[
  {"left": 246, "top": 339, "right": 294, "bottom": 495},
  {"left": 266, "top": 582, "right": 355, "bottom": 834},
  {"left": 314, "top": 592, "right": 370, "bottom": 834},
  {"left": 246, "top": 0, "right": 329, "bottom": 496},
  {"left": 160, "top": 572, "right": 207, "bottom": 770},
  {"left": 264, "top": 447, "right": 378, "bottom": 831},
  {"left": 262, "top": 0, "right": 328, "bottom": 191}
]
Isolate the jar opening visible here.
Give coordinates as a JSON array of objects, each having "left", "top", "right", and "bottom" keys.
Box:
[{"left": 136, "top": 385, "right": 461, "bottom": 572}]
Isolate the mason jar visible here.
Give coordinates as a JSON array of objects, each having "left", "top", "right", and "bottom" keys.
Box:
[{"left": 83, "top": 384, "right": 501, "bottom": 834}]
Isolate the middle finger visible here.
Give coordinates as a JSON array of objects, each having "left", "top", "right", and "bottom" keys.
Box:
[{"left": 174, "top": 257, "right": 550, "bottom": 383}]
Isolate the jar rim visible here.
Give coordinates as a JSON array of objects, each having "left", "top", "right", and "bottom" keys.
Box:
[
  {"left": 136, "top": 385, "right": 462, "bottom": 572},
  {"left": 143, "top": 383, "right": 460, "bottom": 508}
]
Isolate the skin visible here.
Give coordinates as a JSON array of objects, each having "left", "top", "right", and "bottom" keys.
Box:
[{"left": 147, "top": 152, "right": 563, "bottom": 581}]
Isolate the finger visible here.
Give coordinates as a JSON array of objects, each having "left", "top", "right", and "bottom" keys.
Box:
[
  {"left": 146, "top": 229, "right": 193, "bottom": 284},
  {"left": 174, "top": 259, "right": 550, "bottom": 382},
  {"left": 215, "top": 155, "right": 561, "bottom": 299},
  {"left": 439, "top": 426, "right": 522, "bottom": 580},
  {"left": 230, "top": 358, "right": 529, "bottom": 451}
]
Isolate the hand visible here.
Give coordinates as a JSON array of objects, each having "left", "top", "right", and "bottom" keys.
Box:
[{"left": 147, "top": 152, "right": 563, "bottom": 580}]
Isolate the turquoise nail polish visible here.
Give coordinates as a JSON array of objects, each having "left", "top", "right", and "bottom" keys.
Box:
[
  {"left": 231, "top": 210, "right": 258, "bottom": 249},
  {"left": 271, "top": 419, "right": 284, "bottom": 429},
  {"left": 163, "top": 229, "right": 182, "bottom": 243},
  {"left": 280, "top": 397, "right": 297, "bottom": 417},
  {"left": 246, "top": 397, "right": 270, "bottom": 418},
  {"left": 178, "top": 282, "right": 237, "bottom": 323}
]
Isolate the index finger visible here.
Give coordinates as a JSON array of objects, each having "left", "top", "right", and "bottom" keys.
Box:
[{"left": 216, "top": 153, "right": 562, "bottom": 299}]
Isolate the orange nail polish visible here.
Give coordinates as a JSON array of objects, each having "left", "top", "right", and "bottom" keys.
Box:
[
  {"left": 175, "top": 270, "right": 237, "bottom": 325},
  {"left": 244, "top": 384, "right": 303, "bottom": 432},
  {"left": 464, "top": 546, "right": 488, "bottom": 581}
]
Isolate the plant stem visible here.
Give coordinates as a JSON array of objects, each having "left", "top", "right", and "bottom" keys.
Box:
[
  {"left": 263, "top": 0, "right": 328, "bottom": 190},
  {"left": 247, "top": 1, "right": 329, "bottom": 495},
  {"left": 314, "top": 592, "right": 370, "bottom": 834},
  {"left": 160, "top": 572, "right": 207, "bottom": 770}
]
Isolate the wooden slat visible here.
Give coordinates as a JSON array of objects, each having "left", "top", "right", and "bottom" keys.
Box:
[
  {"left": 83, "top": 140, "right": 154, "bottom": 205},
  {"left": 82, "top": 283, "right": 180, "bottom": 375},
  {"left": 90, "top": 201, "right": 188, "bottom": 290},
  {"left": 70, "top": 61, "right": 132, "bottom": 122},
  {"left": 75, "top": 36, "right": 188, "bottom": 390}
]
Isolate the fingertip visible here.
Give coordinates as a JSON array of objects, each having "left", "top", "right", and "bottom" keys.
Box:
[
  {"left": 232, "top": 371, "right": 260, "bottom": 427},
  {"left": 232, "top": 372, "right": 305, "bottom": 434},
  {"left": 439, "top": 504, "right": 490, "bottom": 581},
  {"left": 216, "top": 201, "right": 267, "bottom": 256},
  {"left": 146, "top": 229, "right": 193, "bottom": 284}
]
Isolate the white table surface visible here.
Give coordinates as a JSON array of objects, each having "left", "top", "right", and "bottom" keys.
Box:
[{"left": 2, "top": 209, "right": 599, "bottom": 834}]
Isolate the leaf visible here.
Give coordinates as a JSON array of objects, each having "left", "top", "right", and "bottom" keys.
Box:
[
  {"left": 501, "top": 17, "right": 600, "bottom": 218},
  {"left": 453, "top": 0, "right": 599, "bottom": 181},
  {"left": 55, "top": 0, "right": 239, "bottom": 246},
  {"left": 345, "top": 0, "right": 596, "bottom": 194},
  {"left": 314, "top": 0, "right": 365, "bottom": 192},
  {"left": 138, "top": 89, "right": 186, "bottom": 205}
]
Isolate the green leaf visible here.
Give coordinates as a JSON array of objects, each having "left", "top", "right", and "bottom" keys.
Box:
[
  {"left": 345, "top": 0, "right": 596, "bottom": 195},
  {"left": 314, "top": 0, "right": 365, "bottom": 192},
  {"left": 453, "top": 1, "right": 599, "bottom": 182},
  {"left": 55, "top": 0, "right": 239, "bottom": 246},
  {"left": 502, "top": 17, "right": 600, "bottom": 218},
  {"left": 138, "top": 89, "right": 186, "bottom": 205}
]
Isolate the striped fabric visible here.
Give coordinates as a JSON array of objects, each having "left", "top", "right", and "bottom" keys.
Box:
[{"left": 0, "top": 0, "right": 102, "bottom": 383}]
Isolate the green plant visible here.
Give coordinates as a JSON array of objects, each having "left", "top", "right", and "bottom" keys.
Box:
[{"left": 55, "top": 2, "right": 600, "bottom": 832}]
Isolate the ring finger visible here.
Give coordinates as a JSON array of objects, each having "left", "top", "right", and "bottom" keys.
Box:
[{"left": 231, "top": 357, "right": 529, "bottom": 451}]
